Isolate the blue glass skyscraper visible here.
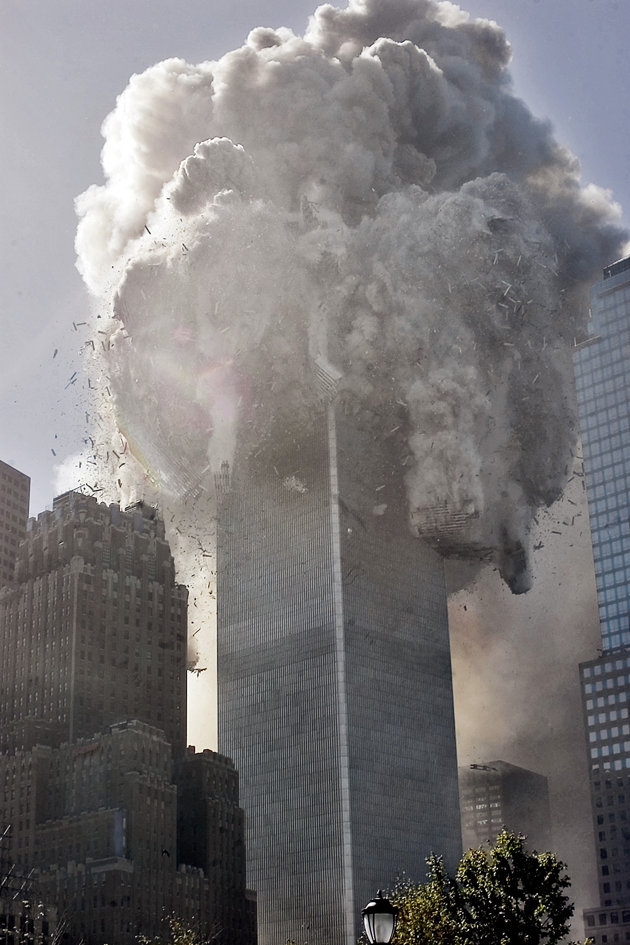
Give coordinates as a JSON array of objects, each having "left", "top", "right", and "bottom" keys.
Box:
[
  {"left": 575, "top": 256, "right": 630, "bottom": 941},
  {"left": 574, "top": 256, "right": 630, "bottom": 651}
]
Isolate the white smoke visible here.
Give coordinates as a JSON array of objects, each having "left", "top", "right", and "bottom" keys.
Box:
[{"left": 75, "top": 0, "right": 625, "bottom": 592}]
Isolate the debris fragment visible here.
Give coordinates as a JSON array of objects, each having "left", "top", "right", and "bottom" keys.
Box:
[{"left": 283, "top": 474, "right": 308, "bottom": 494}]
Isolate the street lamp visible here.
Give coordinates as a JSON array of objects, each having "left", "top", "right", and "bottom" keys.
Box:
[{"left": 361, "top": 891, "right": 398, "bottom": 945}]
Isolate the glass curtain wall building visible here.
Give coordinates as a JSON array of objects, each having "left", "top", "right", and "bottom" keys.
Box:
[
  {"left": 574, "top": 256, "right": 630, "bottom": 652},
  {"left": 575, "top": 256, "right": 630, "bottom": 943}
]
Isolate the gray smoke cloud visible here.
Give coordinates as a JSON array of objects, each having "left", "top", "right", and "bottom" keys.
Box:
[{"left": 75, "top": 0, "right": 625, "bottom": 593}]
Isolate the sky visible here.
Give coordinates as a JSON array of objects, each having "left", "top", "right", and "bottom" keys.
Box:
[
  {"left": 2, "top": 0, "right": 630, "bottom": 924},
  {"left": 2, "top": 0, "right": 629, "bottom": 515}
]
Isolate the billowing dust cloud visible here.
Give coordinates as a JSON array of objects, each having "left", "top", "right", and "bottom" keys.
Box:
[{"left": 75, "top": 0, "right": 625, "bottom": 594}]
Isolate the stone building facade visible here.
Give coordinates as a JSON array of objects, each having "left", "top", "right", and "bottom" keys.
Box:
[
  {"left": 0, "top": 460, "right": 30, "bottom": 589},
  {"left": 0, "top": 491, "right": 256, "bottom": 945}
]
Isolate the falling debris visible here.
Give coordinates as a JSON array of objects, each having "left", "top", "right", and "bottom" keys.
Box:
[
  {"left": 72, "top": 0, "right": 625, "bottom": 594},
  {"left": 282, "top": 475, "right": 308, "bottom": 495}
]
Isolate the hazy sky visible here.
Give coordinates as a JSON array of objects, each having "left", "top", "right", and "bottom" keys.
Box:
[
  {"left": 2, "top": 0, "right": 629, "bottom": 923},
  {"left": 1, "top": 0, "right": 629, "bottom": 514}
]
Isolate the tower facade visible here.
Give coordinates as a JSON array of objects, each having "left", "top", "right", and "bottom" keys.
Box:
[
  {"left": 574, "top": 256, "right": 630, "bottom": 942},
  {"left": 0, "top": 491, "right": 187, "bottom": 755},
  {"left": 0, "top": 459, "right": 30, "bottom": 589},
  {"left": 0, "top": 489, "right": 256, "bottom": 945},
  {"left": 216, "top": 404, "right": 461, "bottom": 945}
]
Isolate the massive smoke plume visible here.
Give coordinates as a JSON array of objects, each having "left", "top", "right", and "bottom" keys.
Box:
[{"left": 75, "top": 0, "right": 625, "bottom": 593}]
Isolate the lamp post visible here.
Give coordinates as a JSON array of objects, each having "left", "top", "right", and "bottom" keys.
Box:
[{"left": 361, "top": 891, "right": 399, "bottom": 945}]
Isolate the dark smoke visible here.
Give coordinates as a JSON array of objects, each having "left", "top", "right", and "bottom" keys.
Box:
[{"left": 75, "top": 0, "right": 626, "bottom": 592}]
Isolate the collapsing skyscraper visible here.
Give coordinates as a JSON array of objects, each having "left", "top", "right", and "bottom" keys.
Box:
[{"left": 216, "top": 364, "right": 461, "bottom": 945}]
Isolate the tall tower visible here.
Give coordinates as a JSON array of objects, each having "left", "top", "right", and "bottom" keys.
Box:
[
  {"left": 0, "top": 489, "right": 256, "bottom": 945},
  {"left": 216, "top": 395, "right": 461, "bottom": 945},
  {"left": 574, "top": 256, "right": 630, "bottom": 942},
  {"left": 0, "top": 459, "right": 30, "bottom": 589},
  {"left": 0, "top": 490, "right": 187, "bottom": 755}
]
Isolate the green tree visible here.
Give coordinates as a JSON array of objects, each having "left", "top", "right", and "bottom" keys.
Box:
[
  {"left": 390, "top": 830, "right": 579, "bottom": 945},
  {"left": 138, "top": 915, "right": 221, "bottom": 945},
  {"left": 389, "top": 860, "right": 459, "bottom": 945}
]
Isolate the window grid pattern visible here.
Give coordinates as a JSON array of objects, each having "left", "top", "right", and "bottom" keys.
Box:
[
  {"left": 216, "top": 410, "right": 461, "bottom": 945},
  {"left": 574, "top": 269, "right": 630, "bottom": 651}
]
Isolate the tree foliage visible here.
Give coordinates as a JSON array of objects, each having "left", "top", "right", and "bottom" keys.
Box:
[
  {"left": 138, "top": 915, "right": 220, "bottom": 945},
  {"left": 389, "top": 860, "right": 459, "bottom": 945},
  {"left": 390, "top": 830, "right": 579, "bottom": 945}
]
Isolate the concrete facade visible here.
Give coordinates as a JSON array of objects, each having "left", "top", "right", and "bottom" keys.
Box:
[{"left": 0, "top": 460, "right": 30, "bottom": 589}]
